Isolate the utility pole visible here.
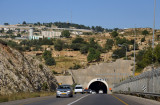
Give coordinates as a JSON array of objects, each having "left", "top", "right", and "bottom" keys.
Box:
[
  {"left": 133, "top": 26, "right": 136, "bottom": 76},
  {"left": 152, "top": 0, "right": 156, "bottom": 48},
  {"left": 152, "top": 0, "right": 156, "bottom": 93}
]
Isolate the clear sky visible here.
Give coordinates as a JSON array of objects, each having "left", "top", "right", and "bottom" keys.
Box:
[{"left": 0, "top": 0, "right": 160, "bottom": 29}]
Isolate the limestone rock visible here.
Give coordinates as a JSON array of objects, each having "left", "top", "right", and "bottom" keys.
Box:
[{"left": 0, "top": 43, "right": 58, "bottom": 95}]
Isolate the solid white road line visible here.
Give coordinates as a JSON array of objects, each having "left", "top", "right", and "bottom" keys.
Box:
[{"left": 67, "top": 94, "right": 90, "bottom": 105}]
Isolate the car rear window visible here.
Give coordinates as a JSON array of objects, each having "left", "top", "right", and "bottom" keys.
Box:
[
  {"left": 75, "top": 87, "right": 83, "bottom": 89},
  {"left": 58, "top": 85, "right": 70, "bottom": 89}
]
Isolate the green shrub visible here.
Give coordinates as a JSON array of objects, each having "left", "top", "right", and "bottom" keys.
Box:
[
  {"left": 142, "top": 30, "right": 149, "bottom": 35},
  {"left": 87, "top": 48, "right": 101, "bottom": 62},
  {"left": 105, "top": 39, "right": 114, "bottom": 51},
  {"left": 42, "top": 50, "right": 52, "bottom": 60},
  {"left": 112, "top": 47, "right": 126, "bottom": 59},
  {"left": 69, "top": 64, "right": 81, "bottom": 70},
  {"left": 45, "top": 57, "right": 56, "bottom": 66},
  {"left": 111, "top": 31, "right": 118, "bottom": 38},
  {"left": 80, "top": 45, "right": 89, "bottom": 54},
  {"left": 42, "top": 82, "right": 48, "bottom": 90},
  {"left": 54, "top": 39, "right": 64, "bottom": 51},
  {"left": 43, "top": 50, "right": 56, "bottom": 66},
  {"left": 141, "top": 37, "right": 145, "bottom": 42},
  {"left": 61, "top": 30, "right": 70, "bottom": 38},
  {"left": 39, "top": 64, "right": 43, "bottom": 70},
  {"left": 52, "top": 70, "right": 58, "bottom": 74}
]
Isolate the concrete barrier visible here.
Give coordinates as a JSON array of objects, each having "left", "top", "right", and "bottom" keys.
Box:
[{"left": 113, "top": 68, "right": 160, "bottom": 94}]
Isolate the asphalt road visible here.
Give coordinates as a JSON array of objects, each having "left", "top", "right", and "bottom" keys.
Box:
[{"left": 0, "top": 94, "right": 160, "bottom": 105}]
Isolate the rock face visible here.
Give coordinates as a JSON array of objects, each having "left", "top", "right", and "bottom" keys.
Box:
[{"left": 0, "top": 42, "right": 58, "bottom": 95}]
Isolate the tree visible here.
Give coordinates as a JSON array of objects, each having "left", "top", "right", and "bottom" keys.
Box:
[
  {"left": 80, "top": 45, "right": 89, "bottom": 54},
  {"left": 113, "top": 47, "right": 126, "bottom": 59},
  {"left": 70, "top": 43, "right": 81, "bottom": 51},
  {"left": 91, "top": 26, "right": 95, "bottom": 30},
  {"left": 37, "top": 22, "right": 41, "bottom": 26},
  {"left": 41, "top": 38, "right": 53, "bottom": 45},
  {"left": 61, "top": 30, "right": 70, "bottom": 38},
  {"left": 4, "top": 23, "right": 9, "bottom": 25},
  {"left": 87, "top": 48, "right": 101, "bottom": 62},
  {"left": 54, "top": 39, "right": 64, "bottom": 51},
  {"left": 89, "top": 38, "right": 103, "bottom": 52},
  {"left": 136, "top": 47, "right": 155, "bottom": 72},
  {"left": 0, "top": 28, "right": 4, "bottom": 33},
  {"left": 72, "top": 37, "right": 85, "bottom": 44},
  {"left": 95, "top": 26, "right": 104, "bottom": 32},
  {"left": 42, "top": 50, "right": 56, "bottom": 66},
  {"left": 22, "top": 21, "right": 27, "bottom": 25},
  {"left": 45, "top": 57, "right": 56, "bottom": 66},
  {"left": 142, "top": 30, "right": 149, "bottom": 35},
  {"left": 141, "top": 37, "right": 145, "bottom": 42},
  {"left": 111, "top": 31, "right": 118, "bottom": 38},
  {"left": 154, "top": 44, "right": 160, "bottom": 63},
  {"left": 135, "top": 43, "right": 139, "bottom": 50},
  {"left": 42, "top": 50, "right": 52, "bottom": 60},
  {"left": 115, "top": 37, "right": 130, "bottom": 45},
  {"left": 6, "top": 30, "right": 13, "bottom": 34},
  {"left": 114, "top": 28, "right": 119, "bottom": 31},
  {"left": 105, "top": 39, "right": 114, "bottom": 51}
]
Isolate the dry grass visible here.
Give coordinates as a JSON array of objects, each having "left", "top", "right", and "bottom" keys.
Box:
[
  {"left": 50, "top": 56, "right": 87, "bottom": 73},
  {"left": 0, "top": 92, "right": 55, "bottom": 103}
]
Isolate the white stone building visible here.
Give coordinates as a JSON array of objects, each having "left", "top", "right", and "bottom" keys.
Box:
[{"left": 42, "top": 31, "right": 61, "bottom": 38}]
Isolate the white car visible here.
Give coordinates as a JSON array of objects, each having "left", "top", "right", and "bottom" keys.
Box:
[
  {"left": 74, "top": 85, "right": 84, "bottom": 94},
  {"left": 99, "top": 90, "right": 103, "bottom": 94},
  {"left": 91, "top": 90, "right": 96, "bottom": 94}
]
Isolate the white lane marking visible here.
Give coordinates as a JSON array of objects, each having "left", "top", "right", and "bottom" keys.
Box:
[{"left": 67, "top": 94, "right": 90, "bottom": 105}]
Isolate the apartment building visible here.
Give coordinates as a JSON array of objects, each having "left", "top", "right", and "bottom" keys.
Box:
[{"left": 42, "top": 31, "right": 61, "bottom": 38}]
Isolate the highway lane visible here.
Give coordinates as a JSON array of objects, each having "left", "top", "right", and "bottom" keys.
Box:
[
  {"left": 71, "top": 94, "right": 160, "bottom": 105},
  {"left": 0, "top": 94, "right": 160, "bottom": 105},
  {"left": 0, "top": 94, "right": 86, "bottom": 105}
]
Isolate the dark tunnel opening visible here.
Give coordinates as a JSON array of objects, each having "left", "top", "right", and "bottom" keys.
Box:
[{"left": 88, "top": 81, "right": 107, "bottom": 94}]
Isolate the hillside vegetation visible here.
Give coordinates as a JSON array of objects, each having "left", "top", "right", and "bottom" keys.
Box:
[{"left": 1, "top": 28, "right": 160, "bottom": 74}]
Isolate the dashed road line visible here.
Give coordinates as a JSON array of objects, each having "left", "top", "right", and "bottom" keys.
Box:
[{"left": 67, "top": 94, "right": 90, "bottom": 105}]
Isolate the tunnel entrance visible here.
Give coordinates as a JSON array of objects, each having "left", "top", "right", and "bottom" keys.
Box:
[{"left": 88, "top": 81, "right": 107, "bottom": 94}]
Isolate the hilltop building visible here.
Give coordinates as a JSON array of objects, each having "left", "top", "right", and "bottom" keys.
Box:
[
  {"left": 29, "top": 28, "right": 43, "bottom": 40},
  {"left": 42, "top": 31, "right": 61, "bottom": 39}
]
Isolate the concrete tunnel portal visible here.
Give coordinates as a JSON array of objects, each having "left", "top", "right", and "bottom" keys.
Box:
[{"left": 87, "top": 78, "right": 108, "bottom": 94}]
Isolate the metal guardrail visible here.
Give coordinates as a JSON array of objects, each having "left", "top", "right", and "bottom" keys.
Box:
[{"left": 114, "top": 91, "right": 160, "bottom": 100}]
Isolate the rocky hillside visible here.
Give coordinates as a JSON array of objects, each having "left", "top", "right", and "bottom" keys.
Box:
[{"left": 0, "top": 41, "right": 58, "bottom": 95}]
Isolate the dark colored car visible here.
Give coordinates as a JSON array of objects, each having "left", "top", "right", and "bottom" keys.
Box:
[
  {"left": 84, "top": 89, "right": 92, "bottom": 94},
  {"left": 56, "top": 85, "right": 73, "bottom": 98}
]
